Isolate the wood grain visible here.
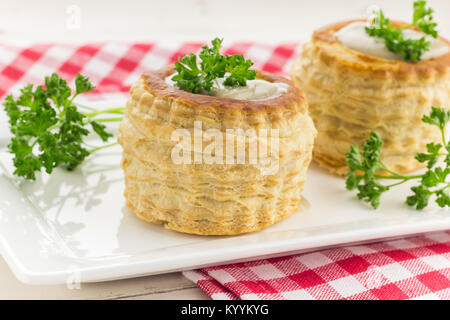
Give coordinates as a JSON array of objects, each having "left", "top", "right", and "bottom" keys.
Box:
[{"left": 0, "top": 257, "right": 208, "bottom": 300}]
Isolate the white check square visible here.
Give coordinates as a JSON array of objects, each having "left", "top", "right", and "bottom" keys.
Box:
[
  {"left": 26, "top": 63, "right": 55, "bottom": 79},
  {"left": 211, "top": 292, "right": 233, "bottom": 300},
  {"left": 411, "top": 292, "right": 440, "bottom": 300},
  {"left": 378, "top": 263, "right": 413, "bottom": 282},
  {"left": 420, "top": 255, "right": 450, "bottom": 270},
  {"left": 0, "top": 47, "right": 19, "bottom": 65},
  {"left": 138, "top": 44, "right": 174, "bottom": 70},
  {"left": 250, "top": 264, "right": 285, "bottom": 280},
  {"left": 83, "top": 57, "right": 114, "bottom": 78},
  {"left": 208, "top": 269, "right": 236, "bottom": 284},
  {"left": 329, "top": 276, "right": 367, "bottom": 298},
  {"left": 240, "top": 293, "right": 261, "bottom": 300},
  {"left": 386, "top": 238, "right": 418, "bottom": 249},
  {"left": 282, "top": 289, "right": 315, "bottom": 300},
  {"left": 245, "top": 45, "right": 273, "bottom": 65},
  {"left": 346, "top": 245, "right": 377, "bottom": 255},
  {"left": 44, "top": 46, "right": 75, "bottom": 62},
  {"left": 296, "top": 252, "right": 333, "bottom": 269}
]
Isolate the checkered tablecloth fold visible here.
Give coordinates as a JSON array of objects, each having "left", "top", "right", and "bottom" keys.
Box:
[{"left": 183, "top": 231, "right": 450, "bottom": 300}]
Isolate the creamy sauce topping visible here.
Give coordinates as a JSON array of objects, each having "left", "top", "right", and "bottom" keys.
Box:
[
  {"left": 335, "top": 21, "right": 450, "bottom": 61},
  {"left": 166, "top": 75, "right": 289, "bottom": 101}
]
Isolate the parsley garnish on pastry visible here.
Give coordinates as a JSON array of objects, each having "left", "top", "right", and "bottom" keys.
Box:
[{"left": 365, "top": 1, "right": 440, "bottom": 62}]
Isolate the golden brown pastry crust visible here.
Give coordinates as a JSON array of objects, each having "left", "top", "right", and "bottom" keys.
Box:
[
  {"left": 119, "top": 67, "right": 317, "bottom": 235},
  {"left": 290, "top": 19, "right": 450, "bottom": 175}
]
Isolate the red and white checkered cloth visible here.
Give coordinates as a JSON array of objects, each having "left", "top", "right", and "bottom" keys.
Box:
[
  {"left": 183, "top": 231, "right": 450, "bottom": 300},
  {"left": 0, "top": 41, "right": 449, "bottom": 300}
]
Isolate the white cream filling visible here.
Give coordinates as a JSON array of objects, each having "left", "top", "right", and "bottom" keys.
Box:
[
  {"left": 335, "top": 21, "right": 450, "bottom": 61},
  {"left": 165, "top": 75, "right": 289, "bottom": 101}
]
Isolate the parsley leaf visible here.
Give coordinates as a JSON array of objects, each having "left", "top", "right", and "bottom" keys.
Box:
[
  {"left": 406, "top": 185, "right": 432, "bottom": 209},
  {"left": 415, "top": 142, "right": 442, "bottom": 169},
  {"left": 346, "top": 132, "right": 390, "bottom": 209},
  {"left": 422, "top": 106, "right": 450, "bottom": 134},
  {"left": 413, "top": 0, "right": 438, "bottom": 38},
  {"left": 224, "top": 55, "right": 256, "bottom": 87},
  {"left": 172, "top": 38, "right": 256, "bottom": 93},
  {"left": 75, "top": 73, "right": 95, "bottom": 95}
]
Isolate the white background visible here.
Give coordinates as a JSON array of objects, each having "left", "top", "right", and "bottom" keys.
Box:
[{"left": 0, "top": 0, "right": 448, "bottom": 42}]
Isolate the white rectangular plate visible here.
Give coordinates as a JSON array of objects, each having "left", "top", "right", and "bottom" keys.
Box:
[{"left": 0, "top": 103, "right": 449, "bottom": 285}]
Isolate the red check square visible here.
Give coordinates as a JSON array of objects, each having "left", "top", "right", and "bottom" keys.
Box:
[
  {"left": 288, "top": 270, "right": 326, "bottom": 288},
  {"left": 336, "top": 256, "right": 372, "bottom": 275},
  {"left": 383, "top": 249, "right": 417, "bottom": 262},
  {"left": 417, "top": 271, "right": 450, "bottom": 292},
  {"left": 371, "top": 283, "right": 410, "bottom": 300}
]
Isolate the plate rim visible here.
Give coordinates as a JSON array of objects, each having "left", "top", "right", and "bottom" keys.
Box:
[{"left": 1, "top": 217, "right": 449, "bottom": 285}]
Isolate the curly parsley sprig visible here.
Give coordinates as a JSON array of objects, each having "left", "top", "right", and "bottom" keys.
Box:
[
  {"left": 346, "top": 106, "right": 450, "bottom": 210},
  {"left": 171, "top": 38, "right": 256, "bottom": 93},
  {"left": 3, "top": 73, "right": 125, "bottom": 180},
  {"left": 365, "top": 1, "right": 438, "bottom": 62}
]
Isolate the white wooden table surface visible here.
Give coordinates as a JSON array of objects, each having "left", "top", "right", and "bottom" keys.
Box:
[
  {"left": 0, "top": 0, "right": 448, "bottom": 300},
  {"left": 0, "top": 257, "right": 209, "bottom": 300}
]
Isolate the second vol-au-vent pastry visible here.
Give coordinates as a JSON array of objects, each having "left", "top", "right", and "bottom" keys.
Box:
[{"left": 290, "top": 5, "right": 450, "bottom": 176}]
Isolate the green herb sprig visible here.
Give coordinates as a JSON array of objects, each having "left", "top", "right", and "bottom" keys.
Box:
[
  {"left": 172, "top": 38, "right": 256, "bottom": 93},
  {"left": 346, "top": 106, "right": 450, "bottom": 210},
  {"left": 365, "top": 1, "right": 438, "bottom": 62},
  {"left": 3, "top": 73, "right": 125, "bottom": 180}
]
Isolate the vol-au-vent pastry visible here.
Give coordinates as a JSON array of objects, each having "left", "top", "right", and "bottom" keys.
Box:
[
  {"left": 290, "top": 19, "right": 450, "bottom": 175},
  {"left": 119, "top": 64, "right": 316, "bottom": 235}
]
